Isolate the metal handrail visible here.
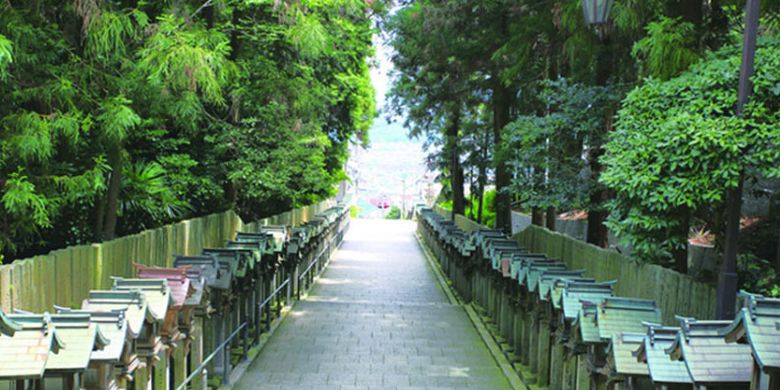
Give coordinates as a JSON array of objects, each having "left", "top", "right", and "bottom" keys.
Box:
[
  {"left": 174, "top": 219, "right": 348, "bottom": 390},
  {"left": 298, "top": 248, "right": 326, "bottom": 281},
  {"left": 177, "top": 277, "right": 291, "bottom": 390},
  {"left": 175, "top": 321, "right": 248, "bottom": 390},
  {"left": 260, "top": 278, "right": 289, "bottom": 310}
]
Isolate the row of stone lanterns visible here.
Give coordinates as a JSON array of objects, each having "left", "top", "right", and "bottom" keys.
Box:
[
  {"left": 417, "top": 207, "right": 780, "bottom": 389},
  {"left": 0, "top": 204, "right": 349, "bottom": 389}
]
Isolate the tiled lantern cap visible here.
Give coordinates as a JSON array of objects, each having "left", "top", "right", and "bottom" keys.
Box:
[
  {"left": 134, "top": 264, "right": 194, "bottom": 309},
  {"left": 483, "top": 239, "right": 519, "bottom": 261},
  {"left": 231, "top": 232, "right": 272, "bottom": 255},
  {"left": 575, "top": 300, "right": 601, "bottom": 344},
  {"left": 11, "top": 311, "right": 110, "bottom": 373},
  {"left": 597, "top": 297, "right": 662, "bottom": 341},
  {"left": 560, "top": 280, "right": 615, "bottom": 321},
  {"left": 607, "top": 332, "right": 649, "bottom": 378},
  {"left": 0, "top": 311, "right": 64, "bottom": 380},
  {"left": 509, "top": 254, "right": 548, "bottom": 281},
  {"left": 302, "top": 217, "right": 326, "bottom": 237},
  {"left": 525, "top": 262, "right": 568, "bottom": 292},
  {"left": 549, "top": 277, "right": 596, "bottom": 310},
  {"left": 537, "top": 270, "right": 587, "bottom": 302},
  {"left": 469, "top": 229, "right": 505, "bottom": 245},
  {"left": 491, "top": 247, "right": 526, "bottom": 273},
  {"left": 721, "top": 291, "right": 780, "bottom": 373},
  {"left": 81, "top": 290, "right": 153, "bottom": 337},
  {"left": 201, "top": 248, "right": 252, "bottom": 279},
  {"left": 666, "top": 317, "right": 752, "bottom": 385},
  {"left": 240, "top": 229, "right": 285, "bottom": 254},
  {"left": 230, "top": 236, "right": 269, "bottom": 252},
  {"left": 111, "top": 277, "right": 173, "bottom": 323},
  {"left": 54, "top": 307, "right": 134, "bottom": 365},
  {"left": 174, "top": 255, "right": 232, "bottom": 290},
  {"left": 225, "top": 241, "right": 263, "bottom": 271},
  {"left": 633, "top": 323, "right": 692, "bottom": 385},
  {"left": 0, "top": 309, "right": 22, "bottom": 336}
]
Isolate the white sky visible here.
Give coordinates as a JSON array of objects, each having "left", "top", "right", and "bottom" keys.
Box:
[
  {"left": 370, "top": 30, "right": 393, "bottom": 113},
  {"left": 351, "top": 21, "right": 433, "bottom": 216}
]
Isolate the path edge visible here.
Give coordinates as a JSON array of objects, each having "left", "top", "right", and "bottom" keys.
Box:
[
  {"left": 226, "top": 232, "right": 345, "bottom": 389},
  {"left": 414, "top": 233, "right": 527, "bottom": 390}
]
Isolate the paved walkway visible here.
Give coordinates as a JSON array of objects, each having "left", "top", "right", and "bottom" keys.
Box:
[{"left": 235, "top": 219, "right": 512, "bottom": 390}]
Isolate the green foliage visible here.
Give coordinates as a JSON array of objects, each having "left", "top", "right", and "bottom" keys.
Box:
[
  {"left": 349, "top": 205, "right": 360, "bottom": 218},
  {"left": 0, "top": 0, "right": 377, "bottom": 261},
  {"left": 3, "top": 112, "right": 54, "bottom": 162},
  {"left": 385, "top": 205, "right": 401, "bottom": 220},
  {"left": 632, "top": 17, "right": 701, "bottom": 80},
  {"left": 601, "top": 40, "right": 780, "bottom": 264},
  {"left": 737, "top": 253, "right": 780, "bottom": 297},
  {"left": 137, "top": 14, "right": 236, "bottom": 105},
  {"left": 437, "top": 190, "right": 496, "bottom": 227},
  {"left": 501, "top": 79, "right": 623, "bottom": 212},
  {"left": 2, "top": 171, "right": 52, "bottom": 229},
  {"left": 287, "top": 9, "right": 330, "bottom": 59},
  {"left": 118, "top": 161, "right": 190, "bottom": 234},
  {"left": 84, "top": 11, "right": 137, "bottom": 61},
  {"left": 468, "top": 189, "right": 496, "bottom": 228},
  {"left": 0, "top": 34, "right": 12, "bottom": 79},
  {"left": 97, "top": 96, "right": 141, "bottom": 145}
]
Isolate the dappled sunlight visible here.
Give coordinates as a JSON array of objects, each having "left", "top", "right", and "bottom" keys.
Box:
[
  {"left": 332, "top": 249, "right": 381, "bottom": 262},
  {"left": 448, "top": 366, "right": 472, "bottom": 378},
  {"left": 315, "top": 278, "right": 355, "bottom": 285}
]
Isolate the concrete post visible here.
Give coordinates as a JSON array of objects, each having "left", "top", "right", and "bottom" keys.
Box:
[
  {"left": 172, "top": 345, "right": 187, "bottom": 388},
  {"left": 152, "top": 354, "right": 167, "bottom": 390},
  {"left": 536, "top": 319, "right": 551, "bottom": 387},
  {"left": 133, "top": 366, "right": 148, "bottom": 390},
  {"left": 512, "top": 311, "right": 523, "bottom": 358},
  {"left": 520, "top": 311, "right": 532, "bottom": 366},
  {"left": 576, "top": 355, "right": 590, "bottom": 390},
  {"left": 190, "top": 318, "right": 204, "bottom": 389},
  {"left": 550, "top": 340, "right": 564, "bottom": 389}
]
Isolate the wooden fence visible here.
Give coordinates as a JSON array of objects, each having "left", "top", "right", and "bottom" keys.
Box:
[
  {"left": 0, "top": 200, "right": 335, "bottom": 313},
  {"left": 433, "top": 208, "right": 717, "bottom": 324}
]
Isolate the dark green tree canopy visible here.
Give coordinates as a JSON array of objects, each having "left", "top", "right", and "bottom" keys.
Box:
[{"left": 0, "top": 0, "right": 380, "bottom": 261}]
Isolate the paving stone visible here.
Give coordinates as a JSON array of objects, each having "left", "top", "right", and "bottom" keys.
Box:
[{"left": 234, "top": 220, "right": 512, "bottom": 390}]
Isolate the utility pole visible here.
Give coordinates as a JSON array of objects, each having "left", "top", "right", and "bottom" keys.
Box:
[
  {"left": 401, "top": 177, "right": 407, "bottom": 220},
  {"left": 716, "top": 0, "right": 760, "bottom": 320}
]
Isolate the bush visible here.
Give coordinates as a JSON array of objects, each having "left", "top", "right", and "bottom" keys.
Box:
[
  {"left": 601, "top": 40, "right": 780, "bottom": 265},
  {"left": 385, "top": 205, "right": 401, "bottom": 219},
  {"left": 350, "top": 205, "right": 360, "bottom": 218}
]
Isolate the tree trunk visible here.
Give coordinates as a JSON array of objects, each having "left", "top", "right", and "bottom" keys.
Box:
[
  {"left": 586, "top": 132, "right": 609, "bottom": 247},
  {"left": 705, "top": 0, "right": 730, "bottom": 49},
  {"left": 493, "top": 81, "right": 514, "bottom": 233},
  {"left": 586, "top": 188, "right": 609, "bottom": 247},
  {"left": 672, "top": 206, "right": 690, "bottom": 274},
  {"left": 225, "top": 181, "right": 238, "bottom": 206},
  {"left": 546, "top": 206, "right": 556, "bottom": 231},
  {"left": 477, "top": 125, "right": 489, "bottom": 225},
  {"left": 468, "top": 173, "right": 476, "bottom": 221},
  {"left": 102, "top": 145, "right": 122, "bottom": 240},
  {"left": 769, "top": 192, "right": 780, "bottom": 276},
  {"left": 94, "top": 194, "right": 106, "bottom": 241},
  {"left": 448, "top": 108, "right": 465, "bottom": 218},
  {"left": 667, "top": 0, "right": 703, "bottom": 29},
  {"left": 477, "top": 189, "right": 485, "bottom": 224},
  {"left": 532, "top": 207, "right": 544, "bottom": 226},
  {"left": 586, "top": 38, "right": 613, "bottom": 248}
]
